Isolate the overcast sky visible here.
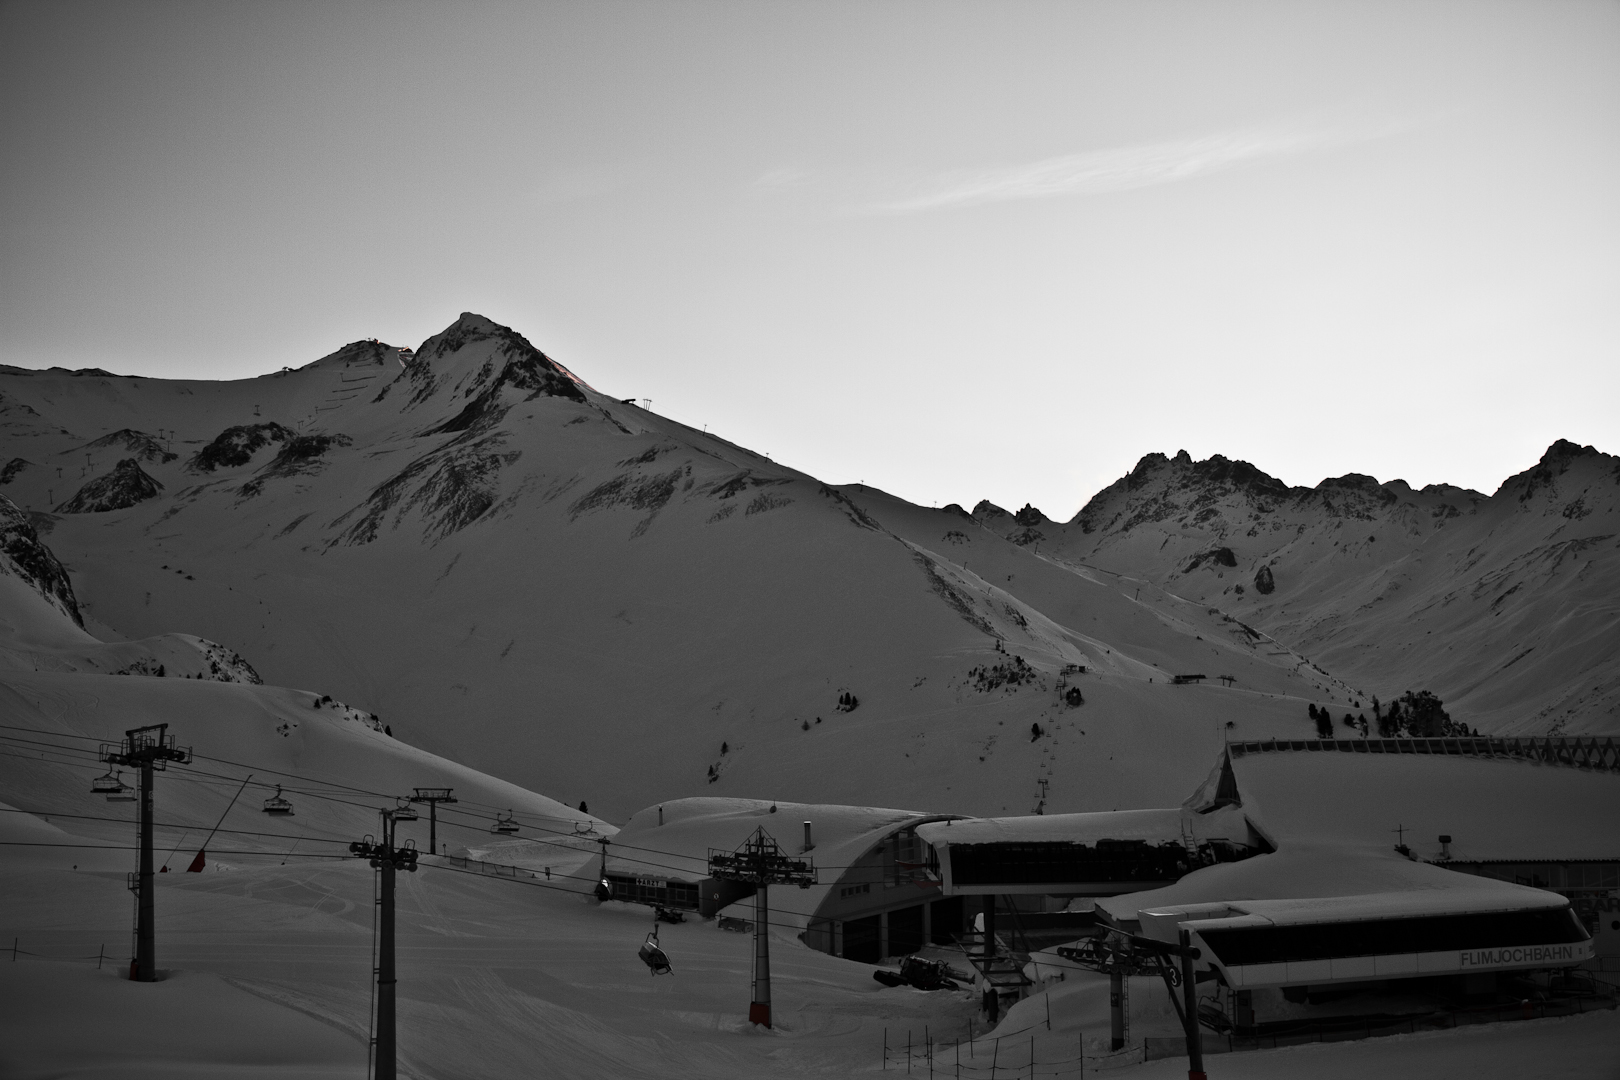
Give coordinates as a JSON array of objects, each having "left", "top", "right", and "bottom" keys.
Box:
[{"left": 2, "top": 1, "right": 1616, "bottom": 517}]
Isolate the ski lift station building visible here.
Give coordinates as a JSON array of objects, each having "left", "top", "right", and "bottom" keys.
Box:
[
  {"left": 604, "top": 798, "right": 963, "bottom": 962},
  {"left": 608, "top": 742, "right": 1618, "bottom": 1000}
]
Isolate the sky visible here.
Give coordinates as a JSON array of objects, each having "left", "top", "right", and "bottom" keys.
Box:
[{"left": 2, "top": 1, "right": 1616, "bottom": 518}]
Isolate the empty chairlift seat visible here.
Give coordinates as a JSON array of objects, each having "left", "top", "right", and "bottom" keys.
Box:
[{"left": 262, "top": 785, "right": 295, "bottom": 816}]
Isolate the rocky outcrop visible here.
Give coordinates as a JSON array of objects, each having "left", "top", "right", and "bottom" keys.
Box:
[
  {"left": 78, "top": 429, "right": 176, "bottom": 464},
  {"left": 378, "top": 313, "right": 589, "bottom": 425},
  {"left": 333, "top": 432, "right": 519, "bottom": 545},
  {"left": 0, "top": 494, "right": 82, "bottom": 626},
  {"left": 56, "top": 459, "right": 162, "bottom": 514},
  {"left": 239, "top": 433, "right": 352, "bottom": 498},
  {"left": 301, "top": 339, "right": 395, "bottom": 371},
  {"left": 192, "top": 422, "right": 294, "bottom": 471}
]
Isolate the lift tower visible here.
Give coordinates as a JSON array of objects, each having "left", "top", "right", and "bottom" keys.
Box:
[
  {"left": 351, "top": 811, "right": 418, "bottom": 1080},
  {"left": 707, "top": 827, "right": 815, "bottom": 1028},
  {"left": 102, "top": 724, "right": 191, "bottom": 982},
  {"left": 409, "top": 787, "right": 456, "bottom": 854}
]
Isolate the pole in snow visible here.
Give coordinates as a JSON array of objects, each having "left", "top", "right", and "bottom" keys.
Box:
[
  {"left": 100, "top": 724, "right": 190, "bottom": 981},
  {"left": 706, "top": 827, "right": 815, "bottom": 1028},
  {"left": 351, "top": 812, "right": 417, "bottom": 1080},
  {"left": 1180, "top": 928, "right": 1205, "bottom": 1080},
  {"left": 409, "top": 788, "right": 456, "bottom": 855}
]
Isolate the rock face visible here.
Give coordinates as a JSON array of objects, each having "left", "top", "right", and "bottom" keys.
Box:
[
  {"left": 0, "top": 494, "right": 82, "bottom": 626},
  {"left": 56, "top": 458, "right": 163, "bottom": 514},
  {"left": 193, "top": 423, "right": 294, "bottom": 471}
]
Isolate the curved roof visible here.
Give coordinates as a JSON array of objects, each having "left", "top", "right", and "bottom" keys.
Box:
[
  {"left": 915, "top": 804, "right": 1254, "bottom": 849},
  {"left": 606, "top": 797, "right": 953, "bottom": 930}
]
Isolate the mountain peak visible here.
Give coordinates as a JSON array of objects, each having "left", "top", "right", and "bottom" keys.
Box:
[
  {"left": 1496, "top": 439, "right": 1616, "bottom": 503},
  {"left": 301, "top": 339, "right": 398, "bottom": 371}
]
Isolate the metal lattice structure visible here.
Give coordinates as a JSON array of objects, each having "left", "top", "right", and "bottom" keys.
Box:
[
  {"left": 351, "top": 813, "right": 419, "bottom": 1080},
  {"left": 409, "top": 787, "right": 456, "bottom": 854},
  {"left": 100, "top": 724, "right": 191, "bottom": 982},
  {"left": 707, "top": 828, "right": 816, "bottom": 1028},
  {"left": 1228, "top": 736, "right": 1620, "bottom": 772}
]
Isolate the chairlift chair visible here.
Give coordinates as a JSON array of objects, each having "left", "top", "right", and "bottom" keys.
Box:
[
  {"left": 103, "top": 771, "right": 137, "bottom": 802},
  {"left": 262, "top": 785, "right": 295, "bottom": 816},
  {"left": 492, "top": 811, "right": 519, "bottom": 835},
  {"left": 638, "top": 925, "right": 673, "bottom": 976},
  {"left": 392, "top": 800, "right": 418, "bottom": 822},
  {"left": 91, "top": 768, "right": 124, "bottom": 795}
]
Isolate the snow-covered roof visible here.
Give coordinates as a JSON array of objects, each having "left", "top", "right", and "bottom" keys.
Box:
[
  {"left": 914, "top": 805, "right": 1254, "bottom": 849},
  {"left": 606, "top": 797, "right": 951, "bottom": 930},
  {"left": 1097, "top": 842, "right": 1568, "bottom": 931},
  {"left": 1137, "top": 883, "right": 1570, "bottom": 944},
  {"left": 1231, "top": 751, "right": 1620, "bottom": 863}
]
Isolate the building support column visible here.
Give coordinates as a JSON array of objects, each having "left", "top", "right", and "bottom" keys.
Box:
[{"left": 1110, "top": 970, "right": 1125, "bottom": 1050}]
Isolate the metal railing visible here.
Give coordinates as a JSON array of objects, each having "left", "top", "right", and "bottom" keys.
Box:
[{"left": 1228, "top": 736, "right": 1619, "bottom": 772}]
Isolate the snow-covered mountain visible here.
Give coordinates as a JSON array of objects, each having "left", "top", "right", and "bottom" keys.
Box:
[
  {"left": 971, "top": 443, "right": 1620, "bottom": 736},
  {"left": 0, "top": 314, "right": 1606, "bottom": 825}
]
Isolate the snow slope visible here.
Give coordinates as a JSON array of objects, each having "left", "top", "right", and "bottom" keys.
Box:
[{"left": 0, "top": 314, "right": 1341, "bottom": 823}]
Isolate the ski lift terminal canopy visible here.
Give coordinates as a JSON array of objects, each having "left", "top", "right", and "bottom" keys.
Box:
[{"left": 606, "top": 797, "right": 957, "bottom": 925}]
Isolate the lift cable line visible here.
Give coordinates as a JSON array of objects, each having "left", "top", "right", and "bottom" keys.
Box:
[
  {"left": 707, "top": 827, "right": 816, "bottom": 1028},
  {"left": 3, "top": 722, "right": 889, "bottom": 874},
  {"left": 0, "top": 805, "right": 360, "bottom": 847},
  {"left": 350, "top": 810, "right": 418, "bottom": 1080},
  {"left": 0, "top": 840, "right": 350, "bottom": 859},
  {"left": 187, "top": 774, "right": 252, "bottom": 872},
  {"left": 98, "top": 723, "right": 191, "bottom": 982}
]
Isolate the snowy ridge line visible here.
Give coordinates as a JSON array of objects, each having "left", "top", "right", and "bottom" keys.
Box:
[{"left": 1228, "top": 736, "right": 1620, "bottom": 771}]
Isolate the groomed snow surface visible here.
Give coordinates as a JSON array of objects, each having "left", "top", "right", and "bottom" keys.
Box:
[{"left": 3, "top": 857, "right": 1617, "bottom": 1080}]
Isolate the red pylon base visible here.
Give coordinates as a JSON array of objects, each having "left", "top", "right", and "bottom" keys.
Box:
[{"left": 748, "top": 1002, "right": 771, "bottom": 1027}]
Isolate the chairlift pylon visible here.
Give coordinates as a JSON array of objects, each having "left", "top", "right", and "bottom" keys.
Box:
[
  {"left": 262, "top": 785, "right": 295, "bottom": 816},
  {"left": 492, "top": 811, "right": 519, "bottom": 835}
]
